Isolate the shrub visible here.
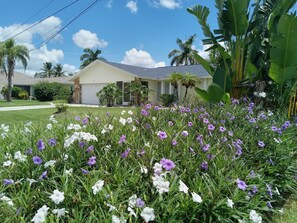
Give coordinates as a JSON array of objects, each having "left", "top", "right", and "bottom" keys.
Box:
[
  {"left": 33, "top": 82, "right": 71, "bottom": 101},
  {"left": 160, "top": 93, "right": 174, "bottom": 106},
  {"left": 0, "top": 100, "right": 296, "bottom": 222},
  {"left": 96, "top": 83, "right": 122, "bottom": 106},
  {"left": 54, "top": 100, "right": 69, "bottom": 113},
  {"left": 18, "top": 90, "right": 29, "bottom": 100},
  {"left": 0, "top": 86, "right": 28, "bottom": 99}
]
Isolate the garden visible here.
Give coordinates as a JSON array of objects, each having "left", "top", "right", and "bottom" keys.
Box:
[{"left": 0, "top": 100, "right": 296, "bottom": 222}]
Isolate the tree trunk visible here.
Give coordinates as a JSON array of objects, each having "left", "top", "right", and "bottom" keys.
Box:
[
  {"left": 183, "top": 87, "right": 188, "bottom": 102},
  {"left": 7, "top": 72, "right": 12, "bottom": 102}
]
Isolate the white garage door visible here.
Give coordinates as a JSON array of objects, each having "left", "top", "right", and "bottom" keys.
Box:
[{"left": 81, "top": 84, "right": 107, "bottom": 105}]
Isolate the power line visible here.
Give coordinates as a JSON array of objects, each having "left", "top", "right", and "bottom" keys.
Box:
[
  {"left": 3, "top": 0, "right": 57, "bottom": 39},
  {"left": 5, "top": 0, "right": 80, "bottom": 40},
  {"left": 32, "top": 0, "right": 101, "bottom": 51}
]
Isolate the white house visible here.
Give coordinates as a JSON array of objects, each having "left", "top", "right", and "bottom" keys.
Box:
[{"left": 70, "top": 60, "right": 213, "bottom": 105}]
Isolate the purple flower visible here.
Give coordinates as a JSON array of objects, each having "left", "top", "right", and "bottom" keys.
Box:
[
  {"left": 189, "top": 147, "right": 196, "bottom": 155},
  {"left": 228, "top": 131, "right": 233, "bottom": 137},
  {"left": 25, "top": 148, "right": 33, "bottom": 154},
  {"left": 136, "top": 198, "right": 145, "bottom": 208},
  {"left": 249, "top": 118, "right": 257, "bottom": 123},
  {"left": 236, "top": 139, "right": 243, "bottom": 145},
  {"left": 200, "top": 161, "right": 208, "bottom": 170},
  {"left": 154, "top": 106, "right": 160, "bottom": 111},
  {"left": 258, "top": 141, "right": 265, "bottom": 148},
  {"left": 267, "top": 201, "right": 273, "bottom": 208},
  {"left": 82, "top": 117, "right": 89, "bottom": 125},
  {"left": 81, "top": 168, "right": 89, "bottom": 174},
  {"left": 145, "top": 104, "right": 152, "bottom": 109},
  {"left": 208, "top": 124, "right": 215, "bottom": 131},
  {"left": 252, "top": 185, "right": 258, "bottom": 194},
  {"left": 137, "top": 149, "right": 145, "bottom": 156},
  {"left": 219, "top": 126, "right": 226, "bottom": 132},
  {"left": 37, "top": 139, "right": 45, "bottom": 151},
  {"left": 118, "top": 135, "right": 126, "bottom": 144},
  {"left": 202, "top": 144, "right": 210, "bottom": 152},
  {"left": 181, "top": 131, "right": 188, "bottom": 137},
  {"left": 207, "top": 154, "right": 214, "bottom": 160},
  {"left": 79, "top": 141, "right": 85, "bottom": 148},
  {"left": 33, "top": 156, "right": 43, "bottom": 165},
  {"left": 39, "top": 170, "right": 48, "bottom": 180},
  {"left": 188, "top": 122, "right": 193, "bottom": 127},
  {"left": 168, "top": 121, "right": 174, "bottom": 126},
  {"left": 203, "top": 118, "right": 209, "bottom": 124},
  {"left": 48, "top": 138, "right": 57, "bottom": 147},
  {"left": 171, "top": 139, "right": 178, "bottom": 146},
  {"left": 271, "top": 126, "right": 278, "bottom": 132},
  {"left": 157, "top": 131, "right": 167, "bottom": 140},
  {"left": 249, "top": 170, "right": 256, "bottom": 177},
  {"left": 141, "top": 109, "right": 149, "bottom": 116},
  {"left": 86, "top": 145, "right": 94, "bottom": 153},
  {"left": 160, "top": 158, "right": 175, "bottom": 171},
  {"left": 236, "top": 178, "right": 248, "bottom": 190},
  {"left": 75, "top": 116, "right": 80, "bottom": 121},
  {"left": 87, "top": 156, "right": 96, "bottom": 166},
  {"left": 266, "top": 184, "right": 273, "bottom": 197},
  {"left": 3, "top": 179, "right": 14, "bottom": 186},
  {"left": 121, "top": 148, "right": 131, "bottom": 158}
]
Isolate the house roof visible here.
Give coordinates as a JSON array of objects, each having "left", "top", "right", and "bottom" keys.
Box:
[
  {"left": 0, "top": 71, "right": 73, "bottom": 86},
  {"left": 71, "top": 60, "right": 212, "bottom": 81}
]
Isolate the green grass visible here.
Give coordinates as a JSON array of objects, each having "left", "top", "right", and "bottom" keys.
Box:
[
  {"left": 0, "top": 107, "right": 126, "bottom": 125},
  {"left": 0, "top": 99, "right": 51, "bottom": 107},
  {"left": 274, "top": 194, "right": 297, "bottom": 223}
]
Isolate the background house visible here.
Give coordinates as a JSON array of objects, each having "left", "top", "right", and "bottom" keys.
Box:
[
  {"left": 0, "top": 71, "right": 73, "bottom": 99},
  {"left": 70, "top": 60, "right": 212, "bottom": 105}
]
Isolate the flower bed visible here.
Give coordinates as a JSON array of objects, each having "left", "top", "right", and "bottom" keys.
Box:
[{"left": 0, "top": 100, "right": 296, "bottom": 222}]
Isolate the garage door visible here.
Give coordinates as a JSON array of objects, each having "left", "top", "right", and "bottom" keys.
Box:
[{"left": 81, "top": 84, "right": 107, "bottom": 105}]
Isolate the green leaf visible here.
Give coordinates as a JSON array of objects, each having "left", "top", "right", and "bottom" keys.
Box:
[
  {"left": 207, "top": 83, "right": 225, "bottom": 102},
  {"left": 193, "top": 52, "right": 214, "bottom": 75},
  {"left": 212, "top": 65, "right": 232, "bottom": 92},
  {"left": 194, "top": 87, "right": 209, "bottom": 101}
]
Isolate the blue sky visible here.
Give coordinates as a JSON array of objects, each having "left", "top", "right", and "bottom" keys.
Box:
[{"left": 0, "top": 0, "right": 219, "bottom": 75}]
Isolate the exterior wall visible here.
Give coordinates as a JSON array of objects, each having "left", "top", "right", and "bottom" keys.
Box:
[
  {"left": 141, "top": 79, "right": 158, "bottom": 103},
  {"left": 79, "top": 63, "right": 135, "bottom": 84}
]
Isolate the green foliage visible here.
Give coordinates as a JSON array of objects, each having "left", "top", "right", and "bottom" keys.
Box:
[
  {"left": 96, "top": 83, "right": 122, "bottom": 106},
  {"left": 0, "top": 101, "right": 296, "bottom": 222},
  {"left": 33, "top": 82, "right": 71, "bottom": 101},
  {"left": 54, "top": 100, "right": 69, "bottom": 113},
  {"left": 128, "top": 80, "right": 149, "bottom": 106},
  {"left": 18, "top": 90, "right": 29, "bottom": 100},
  {"left": 80, "top": 48, "right": 105, "bottom": 69},
  {"left": 160, "top": 94, "right": 174, "bottom": 107},
  {"left": 195, "top": 83, "right": 231, "bottom": 104},
  {"left": 0, "top": 86, "right": 29, "bottom": 100}
]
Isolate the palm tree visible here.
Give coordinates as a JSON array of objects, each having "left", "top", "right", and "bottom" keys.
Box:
[
  {"left": 53, "top": 64, "right": 65, "bottom": 77},
  {"left": 35, "top": 62, "right": 54, "bottom": 78},
  {"left": 180, "top": 73, "right": 201, "bottom": 101},
  {"left": 80, "top": 48, "right": 105, "bottom": 69},
  {"left": 0, "top": 39, "right": 29, "bottom": 102},
  {"left": 166, "top": 72, "right": 183, "bottom": 101},
  {"left": 168, "top": 34, "right": 198, "bottom": 66}
]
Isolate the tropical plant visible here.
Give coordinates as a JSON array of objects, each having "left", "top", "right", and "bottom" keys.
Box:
[
  {"left": 180, "top": 73, "right": 201, "bottom": 101},
  {"left": 34, "top": 62, "right": 54, "bottom": 78},
  {"left": 53, "top": 64, "right": 66, "bottom": 77},
  {"left": 0, "top": 39, "right": 29, "bottom": 102},
  {"left": 80, "top": 48, "right": 105, "bottom": 69},
  {"left": 166, "top": 73, "right": 183, "bottom": 102},
  {"left": 168, "top": 34, "right": 198, "bottom": 66},
  {"left": 128, "top": 80, "right": 149, "bottom": 106},
  {"left": 96, "top": 83, "right": 122, "bottom": 107}
]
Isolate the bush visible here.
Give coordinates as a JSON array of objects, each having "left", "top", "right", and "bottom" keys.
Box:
[
  {"left": 33, "top": 82, "right": 71, "bottom": 101},
  {"left": 160, "top": 94, "right": 174, "bottom": 106},
  {"left": 0, "top": 100, "right": 296, "bottom": 222},
  {"left": 54, "top": 100, "right": 69, "bottom": 113},
  {"left": 18, "top": 90, "right": 29, "bottom": 100},
  {"left": 96, "top": 83, "right": 122, "bottom": 106},
  {"left": 0, "top": 86, "right": 28, "bottom": 99}
]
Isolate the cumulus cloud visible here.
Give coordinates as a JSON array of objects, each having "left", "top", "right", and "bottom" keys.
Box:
[
  {"left": 150, "top": 0, "right": 180, "bottom": 9},
  {"left": 106, "top": 0, "right": 113, "bottom": 8},
  {"left": 63, "top": 64, "right": 78, "bottom": 75},
  {"left": 121, "top": 48, "right": 165, "bottom": 68},
  {"left": 0, "top": 16, "right": 70, "bottom": 75},
  {"left": 126, "top": 1, "right": 138, "bottom": 13},
  {"left": 72, "top": 29, "right": 108, "bottom": 49}
]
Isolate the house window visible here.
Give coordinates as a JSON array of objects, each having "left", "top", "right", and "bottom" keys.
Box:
[{"left": 165, "top": 82, "right": 170, "bottom": 94}]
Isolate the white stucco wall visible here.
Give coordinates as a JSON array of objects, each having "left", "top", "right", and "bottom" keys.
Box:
[{"left": 79, "top": 62, "right": 135, "bottom": 84}]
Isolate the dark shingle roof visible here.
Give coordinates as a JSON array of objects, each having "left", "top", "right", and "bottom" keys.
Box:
[{"left": 103, "top": 61, "right": 211, "bottom": 80}]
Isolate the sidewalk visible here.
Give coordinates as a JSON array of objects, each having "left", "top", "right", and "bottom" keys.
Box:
[{"left": 0, "top": 104, "right": 100, "bottom": 112}]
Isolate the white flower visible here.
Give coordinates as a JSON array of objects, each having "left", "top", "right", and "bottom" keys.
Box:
[
  {"left": 31, "top": 205, "right": 49, "bottom": 223},
  {"left": 127, "top": 117, "right": 133, "bottom": 124},
  {"left": 140, "top": 166, "right": 148, "bottom": 174},
  {"left": 14, "top": 151, "right": 27, "bottom": 162},
  {"left": 46, "top": 123, "right": 52, "bottom": 130},
  {"left": 119, "top": 117, "right": 127, "bottom": 125},
  {"left": 101, "top": 128, "right": 107, "bottom": 134},
  {"left": 49, "top": 115, "right": 57, "bottom": 123},
  {"left": 258, "top": 92, "right": 266, "bottom": 98},
  {"left": 253, "top": 92, "right": 258, "bottom": 96},
  {"left": 249, "top": 210, "right": 262, "bottom": 223},
  {"left": 67, "top": 124, "right": 81, "bottom": 131},
  {"left": 106, "top": 203, "right": 117, "bottom": 212},
  {"left": 152, "top": 175, "right": 170, "bottom": 194},
  {"left": 132, "top": 125, "right": 137, "bottom": 132},
  {"left": 274, "top": 138, "right": 282, "bottom": 144},
  {"left": 49, "top": 190, "right": 65, "bottom": 204},
  {"left": 92, "top": 180, "right": 104, "bottom": 194},
  {"left": 5, "top": 153, "right": 12, "bottom": 159},
  {"left": 152, "top": 117, "right": 156, "bottom": 121},
  {"left": 0, "top": 194, "right": 14, "bottom": 206},
  {"left": 105, "top": 144, "right": 111, "bottom": 151},
  {"left": 128, "top": 194, "right": 137, "bottom": 208},
  {"left": 128, "top": 110, "right": 133, "bottom": 115},
  {"left": 63, "top": 154, "right": 69, "bottom": 160},
  {"left": 24, "top": 127, "right": 31, "bottom": 133},
  {"left": 0, "top": 124, "right": 9, "bottom": 132},
  {"left": 179, "top": 180, "right": 189, "bottom": 194},
  {"left": 153, "top": 162, "right": 163, "bottom": 174},
  {"left": 3, "top": 160, "right": 13, "bottom": 167},
  {"left": 65, "top": 168, "right": 73, "bottom": 175},
  {"left": 141, "top": 207, "right": 155, "bottom": 222},
  {"left": 44, "top": 160, "right": 56, "bottom": 168},
  {"left": 52, "top": 208, "right": 67, "bottom": 218},
  {"left": 112, "top": 215, "right": 126, "bottom": 223},
  {"left": 144, "top": 142, "right": 150, "bottom": 147},
  {"left": 121, "top": 110, "right": 126, "bottom": 115},
  {"left": 227, "top": 198, "right": 234, "bottom": 208},
  {"left": 26, "top": 178, "right": 38, "bottom": 186},
  {"left": 278, "top": 208, "right": 284, "bottom": 215},
  {"left": 192, "top": 192, "right": 202, "bottom": 203},
  {"left": 268, "top": 81, "right": 272, "bottom": 85}
]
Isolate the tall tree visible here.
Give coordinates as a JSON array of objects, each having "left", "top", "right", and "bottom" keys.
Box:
[
  {"left": 80, "top": 48, "right": 105, "bottom": 69},
  {"left": 53, "top": 64, "right": 65, "bottom": 77},
  {"left": 0, "top": 39, "right": 29, "bottom": 102},
  {"left": 168, "top": 34, "right": 198, "bottom": 66},
  {"left": 35, "top": 62, "right": 54, "bottom": 78}
]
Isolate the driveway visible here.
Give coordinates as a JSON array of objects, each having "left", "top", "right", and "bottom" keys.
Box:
[{"left": 0, "top": 104, "right": 100, "bottom": 112}]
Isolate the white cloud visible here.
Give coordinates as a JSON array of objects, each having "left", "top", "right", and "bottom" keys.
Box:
[
  {"left": 106, "top": 0, "right": 113, "bottom": 8},
  {"left": 150, "top": 0, "right": 180, "bottom": 9},
  {"left": 121, "top": 48, "right": 165, "bottom": 68},
  {"left": 72, "top": 29, "right": 108, "bottom": 49},
  {"left": 126, "top": 1, "right": 138, "bottom": 13},
  {"left": 63, "top": 64, "right": 78, "bottom": 75}
]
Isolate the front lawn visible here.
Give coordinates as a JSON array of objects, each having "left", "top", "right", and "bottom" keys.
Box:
[
  {"left": 0, "top": 100, "right": 296, "bottom": 222},
  {"left": 0, "top": 99, "right": 51, "bottom": 107},
  {"left": 0, "top": 107, "right": 125, "bottom": 125}
]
